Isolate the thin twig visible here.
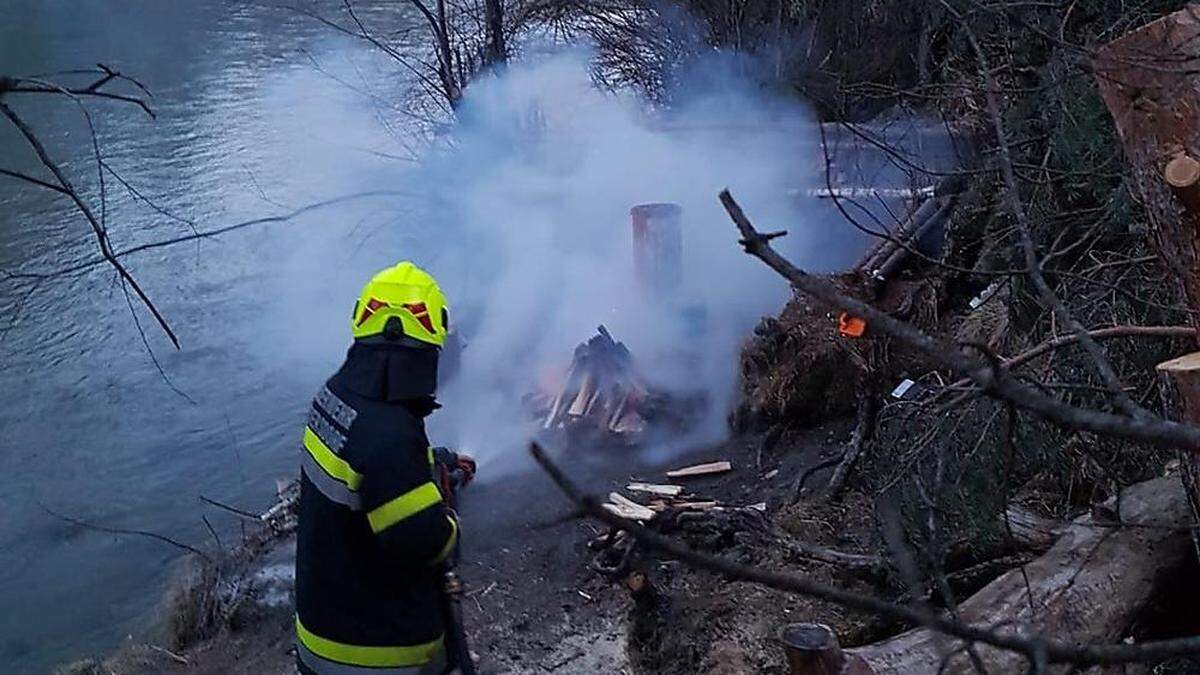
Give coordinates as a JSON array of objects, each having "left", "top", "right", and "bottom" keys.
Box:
[{"left": 40, "top": 503, "right": 208, "bottom": 562}]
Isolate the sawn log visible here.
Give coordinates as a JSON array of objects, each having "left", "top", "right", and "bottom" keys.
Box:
[{"left": 849, "top": 477, "right": 1192, "bottom": 674}]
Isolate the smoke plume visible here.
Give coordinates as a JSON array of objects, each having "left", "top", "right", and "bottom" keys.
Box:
[{"left": 399, "top": 49, "right": 839, "bottom": 470}]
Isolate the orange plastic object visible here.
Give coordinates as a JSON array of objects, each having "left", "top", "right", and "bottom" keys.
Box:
[{"left": 837, "top": 313, "right": 867, "bottom": 338}]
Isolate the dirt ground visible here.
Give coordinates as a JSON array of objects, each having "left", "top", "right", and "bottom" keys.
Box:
[{"left": 62, "top": 421, "right": 886, "bottom": 675}]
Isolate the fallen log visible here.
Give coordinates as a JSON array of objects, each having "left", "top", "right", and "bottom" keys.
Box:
[
  {"left": 849, "top": 477, "right": 1192, "bottom": 674},
  {"left": 1002, "top": 504, "right": 1066, "bottom": 553}
]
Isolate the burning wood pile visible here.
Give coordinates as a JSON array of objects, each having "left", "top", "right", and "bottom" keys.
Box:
[
  {"left": 528, "top": 202, "right": 706, "bottom": 445},
  {"left": 530, "top": 319, "right": 705, "bottom": 441},
  {"left": 536, "top": 325, "right": 651, "bottom": 440},
  {"left": 531, "top": 324, "right": 709, "bottom": 444}
]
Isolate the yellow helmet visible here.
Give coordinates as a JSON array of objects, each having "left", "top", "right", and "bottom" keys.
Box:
[{"left": 351, "top": 261, "right": 449, "bottom": 347}]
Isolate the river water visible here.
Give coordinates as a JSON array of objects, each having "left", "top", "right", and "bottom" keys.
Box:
[{"left": 0, "top": 2, "right": 425, "bottom": 671}]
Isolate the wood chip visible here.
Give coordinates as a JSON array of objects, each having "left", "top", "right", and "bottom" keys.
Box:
[
  {"left": 627, "top": 482, "right": 684, "bottom": 497},
  {"left": 666, "top": 461, "right": 733, "bottom": 478}
]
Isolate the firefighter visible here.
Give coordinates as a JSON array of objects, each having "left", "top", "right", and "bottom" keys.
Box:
[{"left": 294, "top": 261, "right": 475, "bottom": 675}]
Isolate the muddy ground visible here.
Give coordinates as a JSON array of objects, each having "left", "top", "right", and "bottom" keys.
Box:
[{"left": 63, "top": 420, "right": 900, "bottom": 675}]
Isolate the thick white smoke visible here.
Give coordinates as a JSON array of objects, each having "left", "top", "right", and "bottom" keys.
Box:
[{"left": 407, "top": 49, "right": 833, "bottom": 469}]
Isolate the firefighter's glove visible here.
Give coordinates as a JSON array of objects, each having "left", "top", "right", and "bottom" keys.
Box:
[{"left": 455, "top": 455, "right": 476, "bottom": 488}]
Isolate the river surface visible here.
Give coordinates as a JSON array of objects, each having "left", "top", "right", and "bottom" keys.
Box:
[{"left": 0, "top": 2, "right": 425, "bottom": 671}]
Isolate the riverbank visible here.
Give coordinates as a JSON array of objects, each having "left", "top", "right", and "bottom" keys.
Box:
[{"left": 58, "top": 422, "right": 868, "bottom": 674}]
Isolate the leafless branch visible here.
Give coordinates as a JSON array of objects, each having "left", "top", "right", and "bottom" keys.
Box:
[
  {"left": 718, "top": 188, "right": 1200, "bottom": 449},
  {"left": 40, "top": 503, "right": 208, "bottom": 562},
  {"left": 529, "top": 442, "right": 1200, "bottom": 666}
]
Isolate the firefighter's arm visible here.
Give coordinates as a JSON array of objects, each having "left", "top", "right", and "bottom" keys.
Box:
[{"left": 358, "top": 436, "right": 458, "bottom": 566}]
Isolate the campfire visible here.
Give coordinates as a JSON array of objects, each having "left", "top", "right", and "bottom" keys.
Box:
[
  {"left": 537, "top": 325, "right": 649, "bottom": 438},
  {"left": 526, "top": 202, "right": 707, "bottom": 446}
]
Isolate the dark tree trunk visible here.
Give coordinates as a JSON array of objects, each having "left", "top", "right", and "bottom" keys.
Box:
[{"left": 484, "top": 0, "right": 506, "bottom": 67}]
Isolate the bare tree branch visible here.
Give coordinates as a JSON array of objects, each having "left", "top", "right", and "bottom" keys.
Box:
[
  {"left": 529, "top": 442, "right": 1200, "bottom": 667},
  {"left": 718, "top": 188, "right": 1200, "bottom": 449},
  {"left": 0, "top": 99, "right": 180, "bottom": 348},
  {"left": 40, "top": 503, "right": 208, "bottom": 562}
]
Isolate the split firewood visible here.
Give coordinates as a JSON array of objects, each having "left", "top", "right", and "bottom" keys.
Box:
[
  {"left": 609, "top": 491, "right": 645, "bottom": 508},
  {"left": 666, "top": 460, "right": 733, "bottom": 478},
  {"left": 606, "top": 492, "right": 656, "bottom": 521},
  {"left": 602, "top": 502, "right": 655, "bottom": 522},
  {"left": 566, "top": 373, "right": 596, "bottom": 417},
  {"left": 626, "top": 482, "right": 684, "bottom": 497},
  {"left": 670, "top": 501, "right": 718, "bottom": 511}
]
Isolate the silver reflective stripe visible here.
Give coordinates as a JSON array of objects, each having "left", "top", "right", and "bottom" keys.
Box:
[
  {"left": 301, "top": 452, "right": 362, "bottom": 510},
  {"left": 296, "top": 637, "right": 446, "bottom": 675},
  {"left": 316, "top": 386, "right": 358, "bottom": 430},
  {"left": 308, "top": 407, "right": 347, "bottom": 454}
]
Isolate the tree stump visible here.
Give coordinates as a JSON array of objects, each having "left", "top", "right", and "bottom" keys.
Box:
[
  {"left": 1094, "top": 8, "right": 1200, "bottom": 339},
  {"left": 1157, "top": 351, "right": 1200, "bottom": 559}
]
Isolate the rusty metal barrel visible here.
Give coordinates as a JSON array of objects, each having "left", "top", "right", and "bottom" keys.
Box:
[{"left": 630, "top": 202, "right": 682, "bottom": 298}]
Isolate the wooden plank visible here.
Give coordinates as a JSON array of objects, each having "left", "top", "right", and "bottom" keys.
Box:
[
  {"left": 666, "top": 460, "right": 733, "bottom": 478},
  {"left": 626, "top": 482, "right": 684, "bottom": 497}
]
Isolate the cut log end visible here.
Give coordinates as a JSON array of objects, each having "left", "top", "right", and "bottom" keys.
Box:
[
  {"left": 781, "top": 623, "right": 847, "bottom": 675},
  {"left": 1157, "top": 350, "right": 1200, "bottom": 373},
  {"left": 782, "top": 622, "right": 838, "bottom": 651},
  {"left": 1164, "top": 154, "right": 1200, "bottom": 188}
]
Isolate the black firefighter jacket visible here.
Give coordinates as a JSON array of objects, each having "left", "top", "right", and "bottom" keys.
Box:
[{"left": 294, "top": 349, "right": 457, "bottom": 674}]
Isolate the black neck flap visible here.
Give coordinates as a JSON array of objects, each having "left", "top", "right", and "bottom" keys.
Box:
[{"left": 336, "top": 342, "right": 440, "bottom": 403}]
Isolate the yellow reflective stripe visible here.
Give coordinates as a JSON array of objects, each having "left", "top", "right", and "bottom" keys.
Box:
[
  {"left": 427, "top": 445, "right": 434, "bottom": 466},
  {"left": 432, "top": 516, "right": 458, "bottom": 564},
  {"left": 367, "top": 482, "right": 442, "bottom": 533},
  {"left": 296, "top": 616, "right": 443, "bottom": 667},
  {"left": 303, "top": 427, "right": 363, "bottom": 490}
]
